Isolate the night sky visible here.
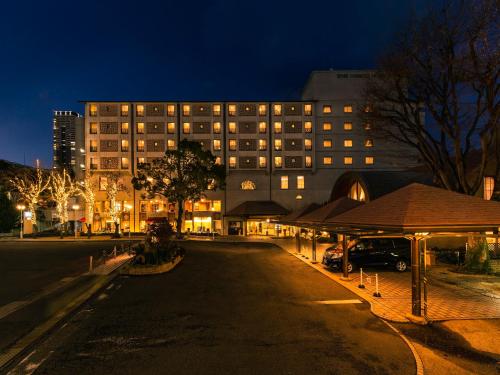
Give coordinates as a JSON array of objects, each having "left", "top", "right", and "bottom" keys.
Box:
[{"left": 0, "top": 0, "right": 424, "bottom": 167}]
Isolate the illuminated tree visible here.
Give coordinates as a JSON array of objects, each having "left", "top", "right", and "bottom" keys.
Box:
[
  {"left": 9, "top": 167, "right": 50, "bottom": 231},
  {"left": 49, "top": 169, "right": 79, "bottom": 236},
  {"left": 103, "top": 172, "right": 127, "bottom": 237},
  {"left": 78, "top": 171, "right": 97, "bottom": 236},
  {"left": 132, "top": 139, "right": 225, "bottom": 238}
]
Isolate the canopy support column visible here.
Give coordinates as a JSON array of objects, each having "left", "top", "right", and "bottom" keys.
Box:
[
  {"left": 411, "top": 236, "right": 421, "bottom": 317},
  {"left": 342, "top": 234, "right": 349, "bottom": 279},
  {"left": 311, "top": 229, "right": 317, "bottom": 263},
  {"left": 295, "top": 228, "right": 301, "bottom": 254}
]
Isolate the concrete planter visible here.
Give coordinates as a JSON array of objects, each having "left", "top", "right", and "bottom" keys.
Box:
[{"left": 124, "top": 254, "right": 184, "bottom": 276}]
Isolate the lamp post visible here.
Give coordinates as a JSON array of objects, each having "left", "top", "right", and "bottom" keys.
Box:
[
  {"left": 72, "top": 204, "right": 80, "bottom": 239},
  {"left": 16, "top": 204, "right": 25, "bottom": 239}
]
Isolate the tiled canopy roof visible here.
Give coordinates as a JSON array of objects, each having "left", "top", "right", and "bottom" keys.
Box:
[
  {"left": 226, "top": 201, "right": 289, "bottom": 217},
  {"left": 296, "top": 197, "right": 364, "bottom": 225},
  {"left": 280, "top": 203, "right": 321, "bottom": 224},
  {"left": 326, "top": 183, "right": 500, "bottom": 232}
]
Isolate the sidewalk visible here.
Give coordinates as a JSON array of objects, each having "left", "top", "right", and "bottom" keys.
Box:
[
  {"left": 0, "top": 235, "right": 144, "bottom": 242},
  {"left": 90, "top": 253, "right": 134, "bottom": 275}
]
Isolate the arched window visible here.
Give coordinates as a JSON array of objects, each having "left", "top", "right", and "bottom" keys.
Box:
[{"left": 348, "top": 182, "right": 366, "bottom": 202}]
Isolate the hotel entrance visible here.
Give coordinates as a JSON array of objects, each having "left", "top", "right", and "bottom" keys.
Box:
[{"left": 246, "top": 219, "right": 277, "bottom": 236}]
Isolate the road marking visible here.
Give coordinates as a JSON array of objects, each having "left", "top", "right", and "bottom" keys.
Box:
[
  {"left": 314, "top": 299, "right": 363, "bottom": 305},
  {"left": 106, "top": 283, "right": 114, "bottom": 290}
]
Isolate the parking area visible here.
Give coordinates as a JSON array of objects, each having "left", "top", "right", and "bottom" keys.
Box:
[{"left": 273, "top": 238, "right": 500, "bottom": 323}]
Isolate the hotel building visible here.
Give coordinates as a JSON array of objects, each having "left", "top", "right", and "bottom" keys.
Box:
[{"left": 81, "top": 70, "right": 417, "bottom": 235}]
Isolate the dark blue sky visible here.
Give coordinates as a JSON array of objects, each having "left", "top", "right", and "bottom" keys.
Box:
[{"left": 0, "top": 0, "right": 423, "bottom": 167}]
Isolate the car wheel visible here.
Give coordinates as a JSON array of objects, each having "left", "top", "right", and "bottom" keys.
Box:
[{"left": 395, "top": 260, "right": 407, "bottom": 272}]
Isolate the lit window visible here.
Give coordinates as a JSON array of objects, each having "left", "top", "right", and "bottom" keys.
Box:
[
  {"left": 259, "top": 121, "right": 267, "bottom": 133},
  {"left": 229, "top": 139, "right": 237, "bottom": 151},
  {"left": 344, "top": 157, "right": 353, "bottom": 165},
  {"left": 90, "top": 157, "right": 98, "bottom": 169},
  {"left": 167, "top": 122, "right": 175, "bottom": 134},
  {"left": 121, "top": 140, "right": 129, "bottom": 152},
  {"left": 364, "top": 122, "right": 372, "bottom": 130},
  {"left": 364, "top": 139, "right": 373, "bottom": 147},
  {"left": 304, "top": 104, "right": 312, "bottom": 116},
  {"left": 121, "top": 122, "right": 129, "bottom": 134},
  {"left": 137, "top": 140, "right": 145, "bottom": 152},
  {"left": 259, "top": 156, "right": 267, "bottom": 168},
  {"left": 121, "top": 157, "right": 129, "bottom": 169},
  {"left": 228, "top": 122, "right": 236, "bottom": 134},
  {"left": 323, "top": 139, "right": 332, "bottom": 148},
  {"left": 349, "top": 182, "right": 366, "bottom": 202},
  {"left": 167, "top": 104, "right": 175, "bottom": 116},
  {"left": 213, "top": 122, "right": 221, "bottom": 134},
  {"left": 323, "top": 157, "right": 332, "bottom": 165},
  {"left": 90, "top": 122, "right": 98, "bottom": 134},
  {"left": 121, "top": 104, "right": 129, "bottom": 116},
  {"left": 229, "top": 156, "right": 236, "bottom": 168},
  {"left": 137, "top": 122, "right": 144, "bottom": 134},
  {"left": 274, "top": 139, "right": 282, "bottom": 151},
  {"left": 343, "top": 122, "right": 353, "bottom": 131},
  {"left": 304, "top": 121, "right": 312, "bottom": 133},
  {"left": 344, "top": 140, "right": 353, "bottom": 147},
  {"left": 136, "top": 105, "right": 144, "bottom": 116},
  {"left": 365, "top": 156, "right": 374, "bottom": 165},
  {"left": 89, "top": 104, "right": 97, "bottom": 116},
  {"left": 89, "top": 140, "right": 98, "bottom": 152},
  {"left": 364, "top": 104, "right": 373, "bottom": 113},
  {"left": 259, "top": 104, "right": 267, "bottom": 116},
  {"left": 297, "top": 176, "right": 304, "bottom": 190},
  {"left": 304, "top": 139, "right": 312, "bottom": 150},
  {"left": 213, "top": 139, "right": 221, "bottom": 151},
  {"left": 305, "top": 156, "right": 312, "bottom": 168},
  {"left": 275, "top": 156, "right": 282, "bottom": 168},
  {"left": 215, "top": 156, "right": 222, "bottom": 165},
  {"left": 228, "top": 104, "right": 236, "bottom": 116},
  {"left": 323, "top": 105, "right": 332, "bottom": 114},
  {"left": 274, "top": 122, "right": 282, "bottom": 133},
  {"left": 167, "top": 139, "right": 175, "bottom": 150},
  {"left": 213, "top": 104, "right": 221, "bottom": 116},
  {"left": 323, "top": 122, "right": 332, "bottom": 131},
  {"left": 137, "top": 157, "right": 145, "bottom": 165},
  {"left": 182, "top": 104, "right": 191, "bottom": 116},
  {"left": 280, "top": 176, "right": 289, "bottom": 189},
  {"left": 484, "top": 177, "right": 495, "bottom": 200},
  {"left": 183, "top": 122, "right": 190, "bottom": 134},
  {"left": 273, "top": 104, "right": 282, "bottom": 116},
  {"left": 259, "top": 139, "right": 267, "bottom": 151},
  {"left": 344, "top": 105, "right": 353, "bottom": 113}
]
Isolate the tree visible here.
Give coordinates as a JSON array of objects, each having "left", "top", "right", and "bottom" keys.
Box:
[
  {"left": 103, "top": 172, "right": 127, "bottom": 237},
  {"left": 0, "top": 189, "right": 17, "bottom": 233},
  {"left": 363, "top": 0, "right": 499, "bottom": 195},
  {"left": 132, "top": 139, "right": 226, "bottom": 238},
  {"left": 9, "top": 167, "right": 50, "bottom": 232},
  {"left": 49, "top": 169, "right": 79, "bottom": 237},
  {"left": 78, "top": 171, "right": 97, "bottom": 237}
]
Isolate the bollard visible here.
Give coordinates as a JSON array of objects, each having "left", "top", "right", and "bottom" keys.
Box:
[
  {"left": 89, "top": 256, "right": 93, "bottom": 272},
  {"left": 358, "top": 268, "right": 365, "bottom": 288},
  {"left": 373, "top": 273, "right": 381, "bottom": 297},
  {"left": 113, "top": 246, "right": 117, "bottom": 258}
]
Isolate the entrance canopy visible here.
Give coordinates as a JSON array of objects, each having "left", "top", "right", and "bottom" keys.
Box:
[
  {"left": 325, "top": 183, "right": 500, "bottom": 233},
  {"left": 226, "top": 200, "right": 289, "bottom": 218},
  {"left": 280, "top": 203, "right": 320, "bottom": 225},
  {"left": 296, "top": 197, "right": 364, "bottom": 228}
]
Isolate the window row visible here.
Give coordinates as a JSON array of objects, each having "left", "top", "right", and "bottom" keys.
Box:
[
  {"left": 89, "top": 103, "right": 315, "bottom": 117},
  {"left": 321, "top": 121, "right": 371, "bottom": 131},
  {"left": 321, "top": 104, "right": 372, "bottom": 114},
  {"left": 280, "top": 175, "right": 305, "bottom": 190},
  {"left": 89, "top": 140, "right": 176, "bottom": 152},
  {"left": 321, "top": 139, "right": 373, "bottom": 148},
  {"left": 321, "top": 156, "right": 374, "bottom": 165}
]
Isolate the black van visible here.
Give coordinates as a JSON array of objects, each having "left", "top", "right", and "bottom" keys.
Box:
[{"left": 322, "top": 237, "right": 411, "bottom": 272}]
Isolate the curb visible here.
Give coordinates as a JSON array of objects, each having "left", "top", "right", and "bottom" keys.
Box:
[
  {"left": 0, "top": 261, "right": 129, "bottom": 372},
  {"left": 278, "top": 245, "right": 424, "bottom": 375}
]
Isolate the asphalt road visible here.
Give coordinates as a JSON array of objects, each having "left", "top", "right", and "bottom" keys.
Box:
[
  {"left": 23, "top": 240, "right": 415, "bottom": 375},
  {"left": 0, "top": 240, "right": 134, "bottom": 306}
]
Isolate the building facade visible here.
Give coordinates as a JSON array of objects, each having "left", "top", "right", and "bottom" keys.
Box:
[
  {"left": 52, "top": 111, "right": 85, "bottom": 178},
  {"left": 81, "top": 70, "right": 418, "bottom": 235}
]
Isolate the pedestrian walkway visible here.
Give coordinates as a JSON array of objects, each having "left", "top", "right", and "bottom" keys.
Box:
[
  {"left": 272, "top": 238, "right": 500, "bottom": 323},
  {"left": 90, "top": 253, "right": 133, "bottom": 275}
]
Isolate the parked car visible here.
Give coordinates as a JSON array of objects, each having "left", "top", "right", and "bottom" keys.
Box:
[{"left": 322, "top": 237, "right": 411, "bottom": 272}]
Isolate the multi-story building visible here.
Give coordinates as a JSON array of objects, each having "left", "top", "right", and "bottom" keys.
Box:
[
  {"left": 52, "top": 110, "right": 85, "bottom": 178},
  {"left": 81, "top": 70, "right": 418, "bottom": 235}
]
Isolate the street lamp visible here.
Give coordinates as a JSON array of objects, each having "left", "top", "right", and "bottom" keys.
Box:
[
  {"left": 72, "top": 204, "right": 80, "bottom": 239},
  {"left": 16, "top": 204, "right": 25, "bottom": 239}
]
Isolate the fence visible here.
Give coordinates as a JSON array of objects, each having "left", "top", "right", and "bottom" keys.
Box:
[{"left": 89, "top": 243, "right": 135, "bottom": 273}]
